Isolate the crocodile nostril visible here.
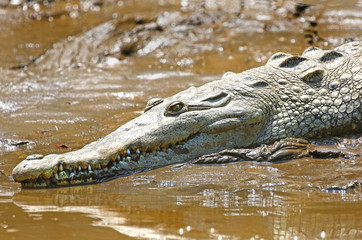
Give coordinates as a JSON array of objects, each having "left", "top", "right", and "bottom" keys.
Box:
[{"left": 144, "top": 98, "right": 164, "bottom": 112}]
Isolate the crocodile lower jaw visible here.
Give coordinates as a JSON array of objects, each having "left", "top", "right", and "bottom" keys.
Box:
[{"left": 19, "top": 145, "right": 179, "bottom": 188}]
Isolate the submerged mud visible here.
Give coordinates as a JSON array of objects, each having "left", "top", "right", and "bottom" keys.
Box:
[{"left": 0, "top": 0, "right": 361, "bottom": 239}]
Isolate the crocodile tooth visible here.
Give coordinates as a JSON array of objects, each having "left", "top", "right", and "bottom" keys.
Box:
[
  {"left": 59, "top": 164, "right": 63, "bottom": 172},
  {"left": 118, "top": 161, "right": 131, "bottom": 170},
  {"left": 127, "top": 149, "right": 131, "bottom": 155},
  {"left": 58, "top": 171, "right": 68, "bottom": 180},
  {"left": 129, "top": 161, "right": 139, "bottom": 169},
  {"left": 113, "top": 161, "right": 117, "bottom": 167},
  {"left": 54, "top": 172, "right": 59, "bottom": 181},
  {"left": 117, "top": 155, "right": 121, "bottom": 161},
  {"left": 88, "top": 165, "right": 92, "bottom": 171},
  {"left": 69, "top": 172, "right": 75, "bottom": 179},
  {"left": 126, "top": 156, "right": 131, "bottom": 162},
  {"left": 78, "top": 165, "right": 82, "bottom": 172},
  {"left": 136, "top": 149, "right": 140, "bottom": 154},
  {"left": 77, "top": 172, "right": 85, "bottom": 179},
  {"left": 110, "top": 166, "right": 117, "bottom": 173}
]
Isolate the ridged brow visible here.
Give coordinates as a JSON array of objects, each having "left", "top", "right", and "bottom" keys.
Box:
[{"left": 201, "top": 92, "right": 228, "bottom": 102}]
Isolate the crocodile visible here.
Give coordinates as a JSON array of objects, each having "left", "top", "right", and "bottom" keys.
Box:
[{"left": 12, "top": 41, "right": 362, "bottom": 188}]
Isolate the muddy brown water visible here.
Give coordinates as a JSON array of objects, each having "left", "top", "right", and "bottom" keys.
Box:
[{"left": 0, "top": 0, "right": 361, "bottom": 239}]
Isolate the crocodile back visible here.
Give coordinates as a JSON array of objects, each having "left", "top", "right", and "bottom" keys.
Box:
[{"left": 222, "top": 41, "right": 362, "bottom": 143}]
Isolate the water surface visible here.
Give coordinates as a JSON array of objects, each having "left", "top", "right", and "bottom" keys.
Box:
[{"left": 0, "top": 0, "right": 361, "bottom": 239}]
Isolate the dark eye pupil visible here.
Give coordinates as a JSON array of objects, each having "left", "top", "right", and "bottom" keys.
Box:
[
  {"left": 171, "top": 104, "right": 182, "bottom": 112},
  {"left": 164, "top": 101, "right": 186, "bottom": 116}
]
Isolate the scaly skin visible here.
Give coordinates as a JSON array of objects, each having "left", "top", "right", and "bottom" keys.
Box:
[
  {"left": 194, "top": 137, "right": 361, "bottom": 164},
  {"left": 12, "top": 41, "right": 362, "bottom": 188}
]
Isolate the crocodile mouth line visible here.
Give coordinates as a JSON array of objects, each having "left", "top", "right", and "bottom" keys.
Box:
[
  {"left": 19, "top": 143, "right": 184, "bottom": 188},
  {"left": 18, "top": 120, "right": 249, "bottom": 188}
]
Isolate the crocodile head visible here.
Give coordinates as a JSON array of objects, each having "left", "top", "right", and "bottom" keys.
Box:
[{"left": 12, "top": 74, "right": 267, "bottom": 188}]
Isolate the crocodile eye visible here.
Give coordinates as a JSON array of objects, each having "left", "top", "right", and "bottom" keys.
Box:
[{"left": 165, "top": 101, "right": 186, "bottom": 116}]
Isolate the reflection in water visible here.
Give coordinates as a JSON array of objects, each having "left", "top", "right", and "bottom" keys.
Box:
[
  {"left": 15, "top": 204, "right": 183, "bottom": 239},
  {"left": 9, "top": 176, "right": 361, "bottom": 240}
]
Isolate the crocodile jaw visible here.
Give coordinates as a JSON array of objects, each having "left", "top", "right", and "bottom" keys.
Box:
[
  {"left": 12, "top": 126, "right": 262, "bottom": 188},
  {"left": 12, "top": 101, "right": 264, "bottom": 188}
]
